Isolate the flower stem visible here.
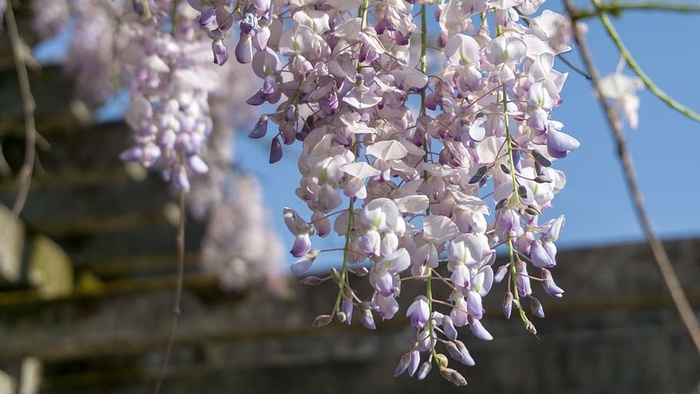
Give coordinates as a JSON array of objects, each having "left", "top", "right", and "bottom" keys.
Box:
[
  {"left": 592, "top": 0, "right": 700, "bottom": 122},
  {"left": 573, "top": 2, "right": 700, "bottom": 19},
  {"left": 333, "top": 197, "right": 355, "bottom": 317}
]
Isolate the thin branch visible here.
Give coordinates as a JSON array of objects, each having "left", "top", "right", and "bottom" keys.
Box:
[
  {"left": 5, "top": 0, "right": 38, "bottom": 216},
  {"left": 564, "top": 0, "right": 700, "bottom": 356},
  {"left": 154, "top": 189, "right": 187, "bottom": 393},
  {"left": 573, "top": 2, "right": 700, "bottom": 19},
  {"left": 558, "top": 53, "right": 591, "bottom": 80},
  {"left": 592, "top": 0, "right": 700, "bottom": 123}
]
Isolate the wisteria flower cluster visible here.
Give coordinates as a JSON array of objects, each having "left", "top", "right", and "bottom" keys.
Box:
[
  {"left": 117, "top": 2, "right": 218, "bottom": 191},
  {"left": 23, "top": 0, "right": 582, "bottom": 385},
  {"left": 26, "top": 0, "right": 287, "bottom": 292},
  {"left": 186, "top": 0, "right": 579, "bottom": 385}
]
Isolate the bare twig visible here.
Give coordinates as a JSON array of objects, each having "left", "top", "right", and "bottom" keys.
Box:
[
  {"left": 564, "top": 0, "right": 700, "bottom": 356},
  {"left": 154, "top": 190, "right": 187, "bottom": 393},
  {"left": 4, "top": 0, "right": 38, "bottom": 216}
]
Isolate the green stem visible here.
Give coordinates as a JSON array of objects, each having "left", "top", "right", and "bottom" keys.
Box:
[
  {"left": 359, "top": 0, "right": 370, "bottom": 28},
  {"left": 508, "top": 238, "right": 533, "bottom": 332},
  {"left": 592, "top": 0, "right": 700, "bottom": 123},
  {"left": 426, "top": 268, "right": 439, "bottom": 361},
  {"left": 420, "top": 4, "right": 431, "bottom": 191},
  {"left": 332, "top": 198, "right": 355, "bottom": 316},
  {"left": 573, "top": 2, "right": 700, "bottom": 19}
]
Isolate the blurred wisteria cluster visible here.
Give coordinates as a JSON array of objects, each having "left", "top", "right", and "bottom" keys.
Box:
[
  {"left": 29, "top": 0, "right": 582, "bottom": 386},
  {"left": 27, "top": 0, "right": 286, "bottom": 293}
]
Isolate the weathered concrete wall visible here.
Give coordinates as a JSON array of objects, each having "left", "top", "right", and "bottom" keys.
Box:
[{"left": 0, "top": 238, "right": 698, "bottom": 394}]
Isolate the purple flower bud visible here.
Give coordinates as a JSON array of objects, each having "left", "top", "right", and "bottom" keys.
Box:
[
  {"left": 541, "top": 268, "right": 565, "bottom": 298},
  {"left": 354, "top": 266, "right": 369, "bottom": 277},
  {"left": 503, "top": 291, "right": 513, "bottom": 319},
  {"left": 120, "top": 146, "right": 144, "bottom": 163},
  {"left": 416, "top": 361, "right": 431, "bottom": 380},
  {"left": 394, "top": 353, "right": 412, "bottom": 377},
  {"left": 515, "top": 260, "right": 532, "bottom": 297},
  {"left": 246, "top": 90, "right": 267, "bottom": 106},
  {"left": 235, "top": 33, "right": 253, "bottom": 64},
  {"left": 187, "top": 155, "right": 209, "bottom": 174},
  {"left": 212, "top": 39, "right": 229, "bottom": 65},
  {"left": 341, "top": 298, "right": 353, "bottom": 325},
  {"left": 312, "top": 314, "right": 332, "bottom": 327},
  {"left": 360, "top": 308, "right": 376, "bottom": 330},
  {"left": 445, "top": 340, "right": 475, "bottom": 367},
  {"left": 249, "top": 115, "right": 268, "bottom": 138},
  {"left": 494, "top": 264, "right": 509, "bottom": 283},
  {"left": 173, "top": 166, "right": 190, "bottom": 191},
  {"left": 530, "top": 296, "right": 545, "bottom": 318},
  {"left": 468, "top": 316, "right": 493, "bottom": 341},
  {"left": 440, "top": 367, "right": 468, "bottom": 386},
  {"left": 269, "top": 136, "right": 283, "bottom": 163},
  {"left": 199, "top": 7, "right": 218, "bottom": 31},
  {"left": 299, "top": 276, "right": 322, "bottom": 286},
  {"left": 408, "top": 350, "right": 420, "bottom": 376}
]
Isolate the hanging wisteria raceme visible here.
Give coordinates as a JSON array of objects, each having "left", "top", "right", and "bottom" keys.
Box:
[
  {"left": 26, "top": 0, "right": 285, "bottom": 293},
  {"left": 187, "top": 0, "right": 580, "bottom": 385},
  {"left": 201, "top": 174, "right": 288, "bottom": 294},
  {"left": 117, "top": 2, "right": 217, "bottom": 191}
]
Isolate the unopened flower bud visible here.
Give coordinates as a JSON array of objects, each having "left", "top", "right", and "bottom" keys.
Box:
[
  {"left": 494, "top": 264, "right": 509, "bottom": 283},
  {"left": 416, "top": 361, "right": 431, "bottom": 380},
  {"left": 530, "top": 296, "right": 545, "bottom": 318},
  {"left": 360, "top": 309, "right": 376, "bottom": 330},
  {"left": 336, "top": 311, "right": 347, "bottom": 323},
  {"left": 435, "top": 353, "right": 449, "bottom": 369},
  {"left": 503, "top": 291, "right": 513, "bottom": 319},
  {"left": 248, "top": 115, "right": 268, "bottom": 138},
  {"left": 299, "top": 276, "right": 322, "bottom": 286},
  {"left": 312, "top": 314, "right": 332, "bottom": 327},
  {"left": 235, "top": 33, "right": 253, "bottom": 64},
  {"left": 330, "top": 267, "right": 342, "bottom": 283},
  {"left": 394, "top": 352, "right": 412, "bottom": 377},
  {"left": 212, "top": 39, "right": 229, "bottom": 65},
  {"left": 269, "top": 136, "right": 282, "bottom": 163},
  {"left": 353, "top": 266, "right": 369, "bottom": 277},
  {"left": 440, "top": 367, "right": 467, "bottom": 386}
]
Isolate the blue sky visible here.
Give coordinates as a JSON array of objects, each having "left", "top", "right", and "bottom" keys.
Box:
[{"left": 234, "top": 2, "right": 700, "bottom": 267}]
